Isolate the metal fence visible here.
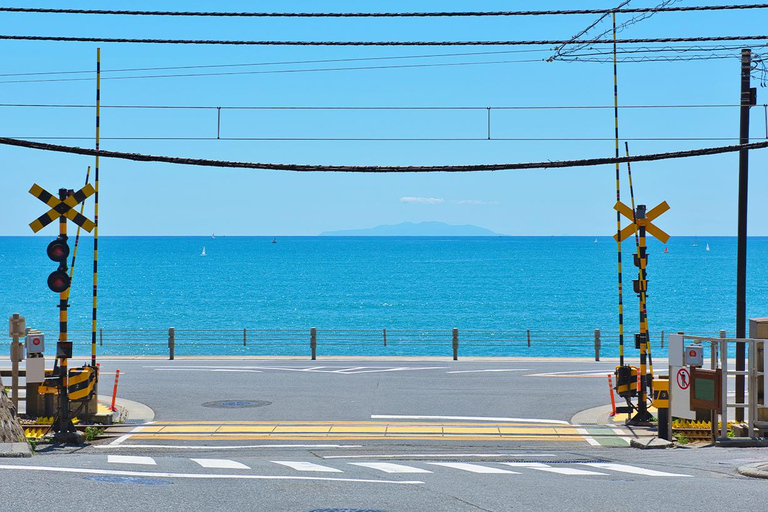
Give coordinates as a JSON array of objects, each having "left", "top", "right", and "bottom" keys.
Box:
[{"left": 60, "top": 327, "right": 677, "bottom": 360}]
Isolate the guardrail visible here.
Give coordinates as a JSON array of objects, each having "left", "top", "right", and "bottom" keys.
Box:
[{"left": 57, "top": 327, "right": 677, "bottom": 360}]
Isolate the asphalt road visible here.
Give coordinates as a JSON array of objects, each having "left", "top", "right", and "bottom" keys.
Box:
[{"left": 3, "top": 357, "right": 767, "bottom": 511}]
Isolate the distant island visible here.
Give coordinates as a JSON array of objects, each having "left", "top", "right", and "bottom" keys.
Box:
[{"left": 320, "top": 221, "right": 504, "bottom": 236}]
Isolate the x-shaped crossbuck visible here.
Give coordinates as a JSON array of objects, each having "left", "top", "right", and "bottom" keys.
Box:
[
  {"left": 29, "top": 183, "right": 95, "bottom": 233},
  {"left": 613, "top": 201, "right": 670, "bottom": 244}
]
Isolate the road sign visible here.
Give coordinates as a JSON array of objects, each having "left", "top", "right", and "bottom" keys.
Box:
[
  {"left": 25, "top": 332, "right": 44, "bottom": 354},
  {"left": 671, "top": 366, "right": 695, "bottom": 420},
  {"left": 613, "top": 200, "right": 670, "bottom": 243},
  {"left": 29, "top": 183, "right": 95, "bottom": 233}
]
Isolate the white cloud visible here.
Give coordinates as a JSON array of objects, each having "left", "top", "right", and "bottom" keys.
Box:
[
  {"left": 456, "top": 199, "right": 499, "bottom": 205},
  {"left": 400, "top": 197, "right": 445, "bottom": 205}
]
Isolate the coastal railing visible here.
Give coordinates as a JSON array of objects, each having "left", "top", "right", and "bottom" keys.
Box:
[{"left": 59, "top": 327, "right": 684, "bottom": 360}]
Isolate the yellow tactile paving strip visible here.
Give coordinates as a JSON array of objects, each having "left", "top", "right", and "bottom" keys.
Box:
[{"left": 123, "top": 421, "right": 590, "bottom": 443}]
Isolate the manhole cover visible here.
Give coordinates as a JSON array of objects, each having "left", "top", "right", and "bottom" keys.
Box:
[
  {"left": 84, "top": 475, "right": 172, "bottom": 486},
  {"left": 202, "top": 400, "right": 272, "bottom": 409}
]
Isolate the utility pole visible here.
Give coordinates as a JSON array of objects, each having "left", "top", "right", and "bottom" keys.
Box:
[{"left": 736, "top": 48, "right": 757, "bottom": 421}]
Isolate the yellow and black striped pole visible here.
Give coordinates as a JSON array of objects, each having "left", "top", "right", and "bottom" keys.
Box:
[
  {"left": 634, "top": 205, "right": 652, "bottom": 422},
  {"left": 612, "top": 13, "right": 625, "bottom": 366},
  {"left": 91, "top": 48, "right": 100, "bottom": 368},
  {"left": 67, "top": 166, "right": 90, "bottom": 290},
  {"left": 625, "top": 143, "right": 654, "bottom": 381},
  {"left": 57, "top": 189, "right": 73, "bottom": 435}
]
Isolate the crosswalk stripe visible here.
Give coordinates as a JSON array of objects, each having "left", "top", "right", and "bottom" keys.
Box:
[
  {"left": 350, "top": 462, "right": 433, "bottom": 474},
  {"left": 191, "top": 459, "right": 250, "bottom": 470},
  {"left": 107, "top": 455, "right": 156, "bottom": 466},
  {"left": 272, "top": 461, "right": 343, "bottom": 473},
  {"left": 581, "top": 463, "right": 693, "bottom": 477},
  {"left": 428, "top": 462, "right": 519, "bottom": 474},
  {"left": 503, "top": 463, "right": 606, "bottom": 476}
]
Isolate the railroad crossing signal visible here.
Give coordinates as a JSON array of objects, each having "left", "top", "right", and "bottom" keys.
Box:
[
  {"left": 614, "top": 201, "right": 670, "bottom": 243},
  {"left": 29, "top": 183, "right": 95, "bottom": 233}
]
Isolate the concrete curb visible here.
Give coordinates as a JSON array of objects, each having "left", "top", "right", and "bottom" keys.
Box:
[
  {"left": 737, "top": 462, "right": 768, "bottom": 479},
  {"left": 98, "top": 395, "right": 155, "bottom": 423},
  {"left": 0, "top": 442, "right": 32, "bottom": 458}
]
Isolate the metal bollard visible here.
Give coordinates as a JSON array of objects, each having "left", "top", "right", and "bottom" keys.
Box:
[
  {"left": 310, "top": 327, "right": 317, "bottom": 360},
  {"left": 168, "top": 327, "right": 175, "bottom": 360},
  {"left": 527, "top": 329, "right": 531, "bottom": 348},
  {"left": 660, "top": 329, "right": 664, "bottom": 348},
  {"left": 452, "top": 328, "right": 459, "bottom": 361},
  {"left": 99, "top": 327, "right": 103, "bottom": 347},
  {"left": 383, "top": 328, "right": 387, "bottom": 347},
  {"left": 594, "top": 329, "right": 601, "bottom": 361},
  {"left": 243, "top": 328, "right": 247, "bottom": 347}
]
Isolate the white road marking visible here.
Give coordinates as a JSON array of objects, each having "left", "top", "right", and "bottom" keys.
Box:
[
  {"left": 107, "top": 455, "right": 156, "bottom": 466},
  {"left": 350, "top": 463, "right": 433, "bottom": 474},
  {"left": 331, "top": 366, "right": 368, "bottom": 373},
  {"left": 96, "top": 444, "right": 362, "bottom": 450},
  {"left": 447, "top": 369, "right": 530, "bottom": 374},
  {"left": 191, "top": 459, "right": 250, "bottom": 470},
  {"left": 210, "top": 369, "right": 261, "bottom": 373},
  {"left": 610, "top": 427, "right": 633, "bottom": 444},
  {"left": 503, "top": 463, "right": 606, "bottom": 476},
  {"left": 428, "top": 463, "right": 519, "bottom": 474},
  {"left": 371, "top": 415, "right": 570, "bottom": 425},
  {"left": 108, "top": 421, "right": 156, "bottom": 446},
  {"left": 272, "top": 461, "right": 343, "bottom": 473},
  {"left": 526, "top": 370, "right": 612, "bottom": 377},
  {"left": 148, "top": 365, "right": 446, "bottom": 375},
  {"left": 581, "top": 463, "right": 693, "bottom": 477},
  {"left": 323, "top": 453, "right": 556, "bottom": 459},
  {"left": 0, "top": 464, "right": 421, "bottom": 485},
  {"left": 574, "top": 426, "right": 601, "bottom": 446}
]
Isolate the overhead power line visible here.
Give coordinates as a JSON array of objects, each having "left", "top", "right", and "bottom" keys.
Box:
[
  {"left": 0, "top": 136, "right": 766, "bottom": 173},
  {"left": 0, "top": 103, "right": 743, "bottom": 110},
  {"left": 0, "top": 4, "right": 766, "bottom": 17},
  {"left": 1, "top": 34, "right": 766, "bottom": 46}
]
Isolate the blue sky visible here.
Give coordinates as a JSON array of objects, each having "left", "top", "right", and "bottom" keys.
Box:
[{"left": 1, "top": 0, "right": 766, "bottom": 236}]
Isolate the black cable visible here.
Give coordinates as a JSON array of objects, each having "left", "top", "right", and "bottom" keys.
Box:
[
  {"left": 0, "top": 48, "right": 551, "bottom": 78},
  {"left": 0, "top": 4, "right": 766, "bottom": 17},
  {"left": 0, "top": 136, "right": 765, "bottom": 173},
  {"left": 1, "top": 136, "right": 745, "bottom": 142},
  {"left": 0, "top": 103, "right": 742, "bottom": 110},
  {"left": 0, "top": 34, "right": 766, "bottom": 46}
]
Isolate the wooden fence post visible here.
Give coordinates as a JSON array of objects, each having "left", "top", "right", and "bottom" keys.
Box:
[
  {"left": 168, "top": 327, "right": 175, "bottom": 360},
  {"left": 311, "top": 327, "right": 317, "bottom": 360},
  {"left": 383, "top": 328, "right": 387, "bottom": 347},
  {"left": 594, "top": 329, "right": 601, "bottom": 361},
  {"left": 527, "top": 329, "right": 531, "bottom": 348},
  {"left": 243, "top": 328, "right": 247, "bottom": 347},
  {"left": 452, "top": 328, "right": 459, "bottom": 361}
]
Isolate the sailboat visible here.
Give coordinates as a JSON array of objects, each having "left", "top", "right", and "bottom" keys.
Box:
[
  {"left": 692, "top": 236, "right": 699, "bottom": 247},
  {"left": 272, "top": 238, "right": 277, "bottom": 244},
  {"left": 664, "top": 246, "right": 668, "bottom": 253},
  {"left": 201, "top": 246, "right": 207, "bottom": 257},
  {"left": 211, "top": 233, "right": 216, "bottom": 239},
  {"left": 706, "top": 244, "right": 710, "bottom": 252},
  {"left": 593, "top": 238, "right": 598, "bottom": 244}
]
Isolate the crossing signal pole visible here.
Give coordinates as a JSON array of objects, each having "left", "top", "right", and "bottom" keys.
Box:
[
  {"left": 29, "top": 183, "right": 94, "bottom": 441},
  {"left": 614, "top": 200, "right": 670, "bottom": 425}
]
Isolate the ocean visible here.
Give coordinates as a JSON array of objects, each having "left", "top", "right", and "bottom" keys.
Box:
[{"left": 1, "top": 236, "right": 766, "bottom": 358}]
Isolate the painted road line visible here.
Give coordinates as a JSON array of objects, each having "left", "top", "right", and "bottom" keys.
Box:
[
  {"left": 210, "top": 369, "right": 261, "bottom": 373},
  {"left": 272, "top": 461, "right": 344, "bottom": 473},
  {"left": 96, "top": 444, "right": 362, "bottom": 450},
  {"left": 350, "top": 463, "right": 433, "bottom": 474},
  {"left": 447, "top": 369, "right": 530, "bottom": 374},
  {"left": 0, "top": 464, "right": 422, "bottom": 485},
  {"left": 371, "top": 415, "right": 570, "bottom": 425},
  {"left": 428, "top": 463, "right": 519, "bottom": 474},
  {"left": 191, "top": 459, "right": 250, "bottom": 470},
  {"left": 526, "top": 370, "right": 614, "bottom": 378},
  {"left": 108, "top": 421, "right": 156, "bottom": 446},
  {"left": 323, "top": 453, "right": 557, "bottom": 459},
  {"left": 574, "top": 426, "right": 600, "bottom": 446},
  {"left": 107, "top": 455, "right": 156, "bottom": 466},
  {"left": 503, "top": 463, "right": 607, "bottom": 476},
  {"left": 581, "top": 463, "right": 693, "bottom": 477}
]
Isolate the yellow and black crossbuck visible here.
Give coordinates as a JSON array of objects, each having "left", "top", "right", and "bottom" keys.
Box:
[
  {"left": 613, "top": 201, "right": 670, "bottom": 243},
  {"left": 29, "top": 183, "right": 95, "bottom": 233}
]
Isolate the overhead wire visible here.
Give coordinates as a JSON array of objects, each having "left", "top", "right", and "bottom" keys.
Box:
[
  {"left": 0, "top": 34, "right": 766, "bottom": 46},
  {"left": 0, "top": 4, "right": 766, "bottom": 17},
  {"left": 0, "top": 136, "right": 765, "bottom": 172}
]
